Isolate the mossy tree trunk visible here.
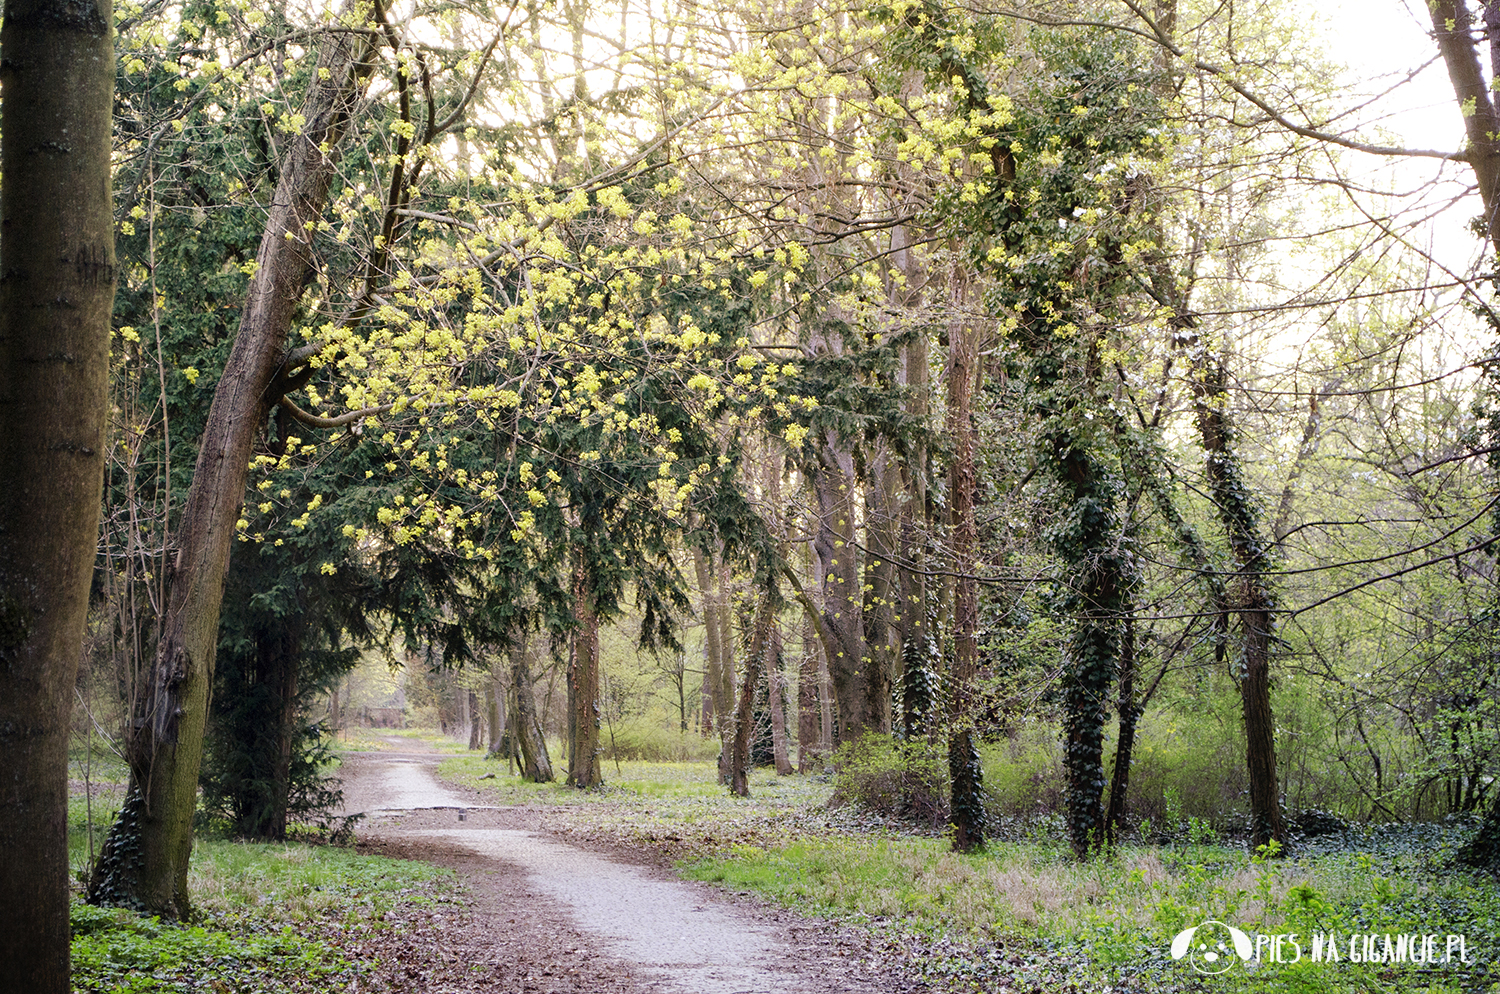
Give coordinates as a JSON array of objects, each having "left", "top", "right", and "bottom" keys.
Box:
[{"left": 0, "top": 0, "right": 114, "bottom": 982}]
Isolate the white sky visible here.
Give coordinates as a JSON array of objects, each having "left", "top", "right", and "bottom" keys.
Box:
[{"left": 1320, "top": 0, "right": 1483, "bottom": 274}]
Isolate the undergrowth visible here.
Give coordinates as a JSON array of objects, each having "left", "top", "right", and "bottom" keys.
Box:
[
  {"left": 69, "top": 817, "right": 453, "bottom": 993},
  {"left": 679, "top": 824, "right": 1499, "bottom": 993}
]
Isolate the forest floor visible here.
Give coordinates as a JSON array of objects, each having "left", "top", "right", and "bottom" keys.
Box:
[
  {"left": 338, "top": 738, "right": 927, "bottom": 994},
  {"left": 67, "top": 736, "right": 1500, "bottom": 993}
]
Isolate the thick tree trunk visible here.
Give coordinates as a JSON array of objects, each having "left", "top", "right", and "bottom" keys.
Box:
[
  {"left": 88, "top": 18, "right": 370, "bottom": 917},
  {"left": 567, "top": 564, "right": 603, "bottom": 787},
  {"left": 467, "top": 690, "right": 482, "bottom": 750},
  {"left": 0, "top": 0, "right": 113, "bottom": 980},
  {"left": 946, "top": 307, "right": 985, "bottom": 853},
  {"left": 511, "top": 637, "right": 553, "bottom": 782}
]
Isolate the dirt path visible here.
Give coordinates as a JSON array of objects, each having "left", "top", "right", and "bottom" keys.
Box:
[{"left": 337, "top": 742, "right": 921, "bottom": 994}]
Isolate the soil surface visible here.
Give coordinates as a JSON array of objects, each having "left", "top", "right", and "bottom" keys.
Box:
[{"left": 337, "top": 741, "right": 925, "bottom": 994}]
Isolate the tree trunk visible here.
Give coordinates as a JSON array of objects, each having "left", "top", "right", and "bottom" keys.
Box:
[
  {"left": 1431, "top": 1, "right": 1500, "bottom": 866},
  {"left": 511, "top": 637, "right": 553, "bottom": 782},
  {"left": 862, "top": 446, "right": 900, "bottom": 733},
  {"left": 1105, "top": 612, "right": 1138, "bottom": 843},
  {"left": 467, "top": 690, "right": 482, "bottom": 750},
  {"left": 88, "top": 20, "right": 370, "bottom": 917},
  {"left": 691, "top": 540, "right": 733, "bottom": 776},
  {"left": 946, "top": 299, "right": 985, "bottom": 853},
  {"left": 456, "top": 682, "right": 470, "bottom": 742},
  {"left": 730, "top": 599, "right": 778, "bottom": 796},
  {"left": 567, "top": 563, "right": 603, "bottom": 787},
  {"left": 813, "top": 439, "right": 876, "bottom": 743},
  {"left": 797, "top": 613, "right": 821, "bottom": 772},
  {"left": 768, "top": 659, "right": 793, "bottom": 776},
  {"left": 1192, "top": 360, "right": 1287, "bottom": 852},
  {"left": 486, "top": 658, "right": 506, "bottom": 758},
  {"left": 0, "top": 0, "right": 113, "bottom": 979}
]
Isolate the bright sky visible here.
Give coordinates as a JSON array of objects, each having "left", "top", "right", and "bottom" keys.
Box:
[
  {"left": 1325, "top": 0, "right": 1463, "bottom": 151},
  {"left": 1321, "top": 0, "right": 1483, "bottom": 274}
]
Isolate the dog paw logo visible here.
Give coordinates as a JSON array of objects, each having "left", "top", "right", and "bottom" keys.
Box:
[{"left": 1171, "top": 920, "right": 1254, "bottom": 974}]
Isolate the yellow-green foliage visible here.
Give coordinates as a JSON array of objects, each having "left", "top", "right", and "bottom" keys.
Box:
[{"left": 602, "top": 712, "right": 721, "bottom": 763}]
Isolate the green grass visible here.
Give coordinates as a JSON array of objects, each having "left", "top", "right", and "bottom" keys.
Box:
[
  {"left": 440, "top": 755, "right": 830, "bottom": 809},
  {"left": 336, "top": 725, "right": 473, "bottom": 753},
  {"left": 679, "top": 829, "right": 1500, "bottom": 993},
  {"left": 68, "top": 785, "right": 453, "bottom": 993}
]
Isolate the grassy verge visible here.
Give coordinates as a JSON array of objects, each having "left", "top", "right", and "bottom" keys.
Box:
[
  {"left": 69, "top": 812, "right": 454, "bottom": 993},
  {"left": 679, "top": 827, "right": 1499, "bottom": 993},
  {"left": 432, "top": 754, "right": 1498, "bottom": 993}
]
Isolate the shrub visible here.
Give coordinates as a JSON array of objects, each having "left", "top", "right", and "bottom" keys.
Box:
[
  {"left": 830, "top": 734, "right": 949, "bottom": 828},
  {"left": 979, "top": 722, "right": 1065, "bottom": 822},
  {"left": 601, "top": 712, "right": 720, "bottom": 762}
]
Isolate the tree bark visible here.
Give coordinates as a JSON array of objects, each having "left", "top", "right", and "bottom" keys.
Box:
[
  {"left": 88, "top": 15, "right": 371, "bottom": 917},
  {"left": 813, "top": 439, "right": 876, "bottom": 742},
  {"left": 567, "top": 562, "right": 603, "bottom": 787},
  {"left": 691, "top": 543, "right": 734, "bottom": 782},
  {"left": 486, "top": 657, "right": 506, "bottom": 758},
  {"left": 1104, "top": 612, "right": 1137, "bottom": 843},
  {"left": 1430, "top": 0, "right": 1500, "bottom": 244},
  {"left": 730, "top": 599, "right": 778, "bottom": 796},
  {"left": 797, "top": 613, "right": 821, "bottom": 772},
  {"left": 946, "top": 296, "right": 985, "bottom": 853},
  {"left": 467, "top": 689, "right": 482, "bottom": 750},
  {"left": 1192, "top": 361, "right": 1287, "bottom": 852},
  {"left": 511, "top": 636, "right": 553, "bottom": 782},
  {"left": 768, "top": 659, "right": 794, "bottom": 776},
  {"left": 0, "top": 0, "right": 113, "bottom": 980}
]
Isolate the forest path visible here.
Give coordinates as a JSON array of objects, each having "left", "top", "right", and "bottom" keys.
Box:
[{"left": 336, "top": 743, "right": 911, "bottom": 994}]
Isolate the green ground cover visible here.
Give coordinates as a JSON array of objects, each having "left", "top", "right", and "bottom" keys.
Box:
[
  {"left": 447, "top": 752, "right": 1500, "bottom": 994},
  {"left": 68, "top": 788, "right": 453, "bottom": 994}
]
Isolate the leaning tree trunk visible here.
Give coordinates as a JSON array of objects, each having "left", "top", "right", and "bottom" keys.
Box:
[
  {"left": 1428, "top": 0, "right": 1500, "bottom": 873},
  {"left": 0, "top": 0, "right": 113, "bottom": 981},
  {"left": 88, "top": 19, "right": 370, "bottom": 917}
]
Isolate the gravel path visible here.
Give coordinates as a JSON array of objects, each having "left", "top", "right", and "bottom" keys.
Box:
[{"left": 337, "top": 742, "right": 915, "bottom": 994}]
